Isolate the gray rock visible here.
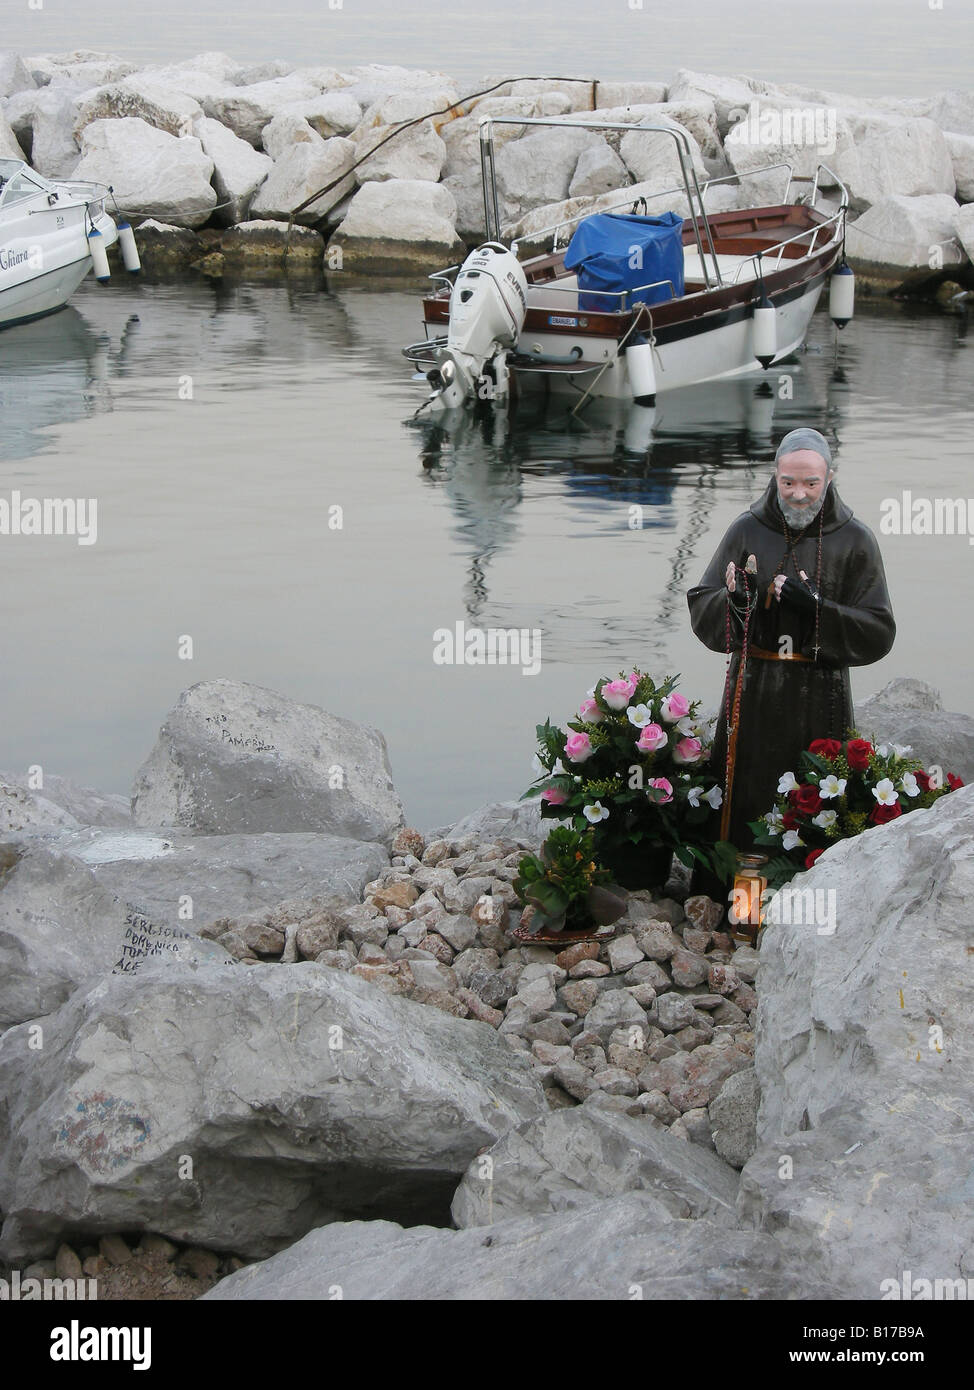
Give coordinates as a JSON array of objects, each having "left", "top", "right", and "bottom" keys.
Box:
[
  {"left": 428, "top": 797, "right": 546, "bottom": 849},
  {"left": 203, "top": 74, "right": 322, "bottom": 145},
  {"left": 583, "top": 990, "right": 647, "bottom": 1045},
  {"left": 203, "top": 1191, "right": 824, "bottom": 1300},
  {"left": 4, "top": 84, "right": 82, "bottom": 177},
  {"left": 73, "top": 80, "right": 203, "bottom": 140},
  {"left": 710, "top": 1069, "right": 759, "bottom": 1169},
  {"left": 856, "top": 678, "right": 974, "bottom": 783},
  {"left": 0, "top": 962, "right": 545, "bottom": 1263},
  {"left": 1, "top": 780, "right": 80, "bottom": 833},
  {"left": 0, "top": 838, "right": 234, "bottom": 1030},
  {"left": 656, "top": 993, "right": 698, "bottom": 1033},
  {"left": 740, "top": 785, "right": 974, "bottom": 1297},
  {"left": 2, "top": 771, "right": 131, "bottom": 828},
  {"left": 450, "top": 1105, "right": 740, "bottom": 1230},
  {"left": 132, "top": 679, "right": 403, "bottom": 845},
  {"left": 56, "top": 825, "right": 387, "bottom": 932}
]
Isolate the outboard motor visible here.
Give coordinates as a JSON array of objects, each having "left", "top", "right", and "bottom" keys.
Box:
[{"left": 428, "top": 243, "right": 527, "bottom": 408}]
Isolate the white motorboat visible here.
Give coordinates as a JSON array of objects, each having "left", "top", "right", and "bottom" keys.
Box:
[
  {"left": 404, "top": 118, "right": 855, "bottom": 410},
  {"left": 0, "top": 158, "right": 140, "bottom": 330}
]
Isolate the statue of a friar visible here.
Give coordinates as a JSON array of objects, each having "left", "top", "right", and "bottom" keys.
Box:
[{"left": 687, "top": 427, "right": 896, "bottom": 860}]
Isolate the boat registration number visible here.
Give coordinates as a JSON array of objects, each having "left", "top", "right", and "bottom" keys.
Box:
[{"left": 548, "top": 315, "right": 578, "bottom": 327}]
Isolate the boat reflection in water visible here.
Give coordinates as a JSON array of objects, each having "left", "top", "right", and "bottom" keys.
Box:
[
  {"left": 406, "top": 340, "right": 847, "bottom": 665},
  {"left": 0, "top": 304, "right": 141, "bottom": 461}
]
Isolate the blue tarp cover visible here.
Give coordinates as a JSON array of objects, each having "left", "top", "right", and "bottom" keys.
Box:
[{"left": 563, "top": 211, "right": 685, "bottom": 313}]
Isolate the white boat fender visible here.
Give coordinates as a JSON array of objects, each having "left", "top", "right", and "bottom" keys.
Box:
[
  {"left": 117, "top": 219, "right": 142, "bottom": 275},
  {"left": 829, "top": 260, "right": 855, "bottom": 329},
  {"left": 752, "top": 292, "right": 776, "bottom": 369},
  {"left": 88, "top": 226, "right": 111, "bottom": 283},
  {"left": 625, "top": 333, "right": 657, "bottom": 406}
]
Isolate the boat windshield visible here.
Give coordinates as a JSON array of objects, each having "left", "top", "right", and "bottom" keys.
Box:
[{"left": 0, "top": 165, "right": 47, "bottom": 207}]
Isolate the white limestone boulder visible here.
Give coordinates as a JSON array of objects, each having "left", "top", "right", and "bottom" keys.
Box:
[
  {"left": 340, "top": 64, "right": 458, "bottom": 116},
  {"left": 284, "top": 90, "right": 362, "bottom": 139},
  {"left": 197, "top": 116, "right": 272, "bottom": 224},
  {"left": 74, "top": 79, "right": 204, "bottom": 140},
  {"left": 204, "top": 75, "right": 323, "bottom": 146},
  {"left": 0, "top": 962, "right": 546, "bottom": 1262},
  {"left": 0, "top": 837, "right": 234, "bottom": 1031},
  {"left": 4, "top": 85, "right": 84, "bottom": 177},
  {"left": 496, "top": 125, "right": 603, "bottom": 219},
  {"left": 956, "top": 203, "right": 974, "bottom": 264},
  {"left": 1, "top": 771, "right": 131, "bottom": 828},
  {"left": 450, "top": 1106, "right": 741, "bottom": 1228},
  {"left": 27, "top": 51, "right": 137, "bottom": 89},
  {"left": 667, "top": 68, "right": 762, "bottom": 136},
  {"left": 844, "top": 114, "right": 955, "bottom": 209},
  {"left": 738, "top": 786, "right": 974, "bottom": 1298},
  {"left": 73, "top": 118, "right": 216, "bottom": 228},
  {"left": 0, "top": 52, "right": 36, "bottom": 99},
  {"left": 595, "top": 80, "right": 667, "bottom": 108},
  {"left": 330, "top": 178, "right": 465, "bottom": 274},
  {"left": 250, "top": 132, "right": 357, "bottom": 222},
  {"left": 355, "top": 118, "right": 446, "bottom": 183},
  {"left": 202, "top": 1193, "right": 823, "bottom": 1299},
  {"left": 945, "top": 132, "right": 974, "bottom": 204},
  {"left": 569, "top": 139, "right": 629, "bottom": 198},
  {"left": 845, "top": 193, "right": 965, "bottom": 277},
  {"left": 0, "top": 110, "right": 25, "bottom": 160},
  {"left": 856, "top": 678, "right": 974, "bottom": 783},
  {"left": 131, "top": 679, "right": 404, "bottom": 844}
]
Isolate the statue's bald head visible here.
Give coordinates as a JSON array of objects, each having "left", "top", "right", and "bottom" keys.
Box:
[{"left": 774, "top": 428, "right": 834, "bottom": 528}]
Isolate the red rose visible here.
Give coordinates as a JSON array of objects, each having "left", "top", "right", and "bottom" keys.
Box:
[
  {"left": 809, "top": 739, "right": 841, "bottom": 760},
  {"left": 846, "top": 739, "right": 873, "bottom": 771},
  {"left": 794, "top": 783, "right": 824, "bottom": 816},
  {"left": 947, "top": 773, "right": 965, "bottom": 790},
  {"left": 915, "top": 770, "right": 932, "bottom": 792},
  {"left": 781, "top": 810, "right": 799, "bottom": 830},
  {"left": 870, "top": 802, "right": 902, "bottom": 825},
  {"left": 805, "top": 848, "right": 824, "bottom": 868}
]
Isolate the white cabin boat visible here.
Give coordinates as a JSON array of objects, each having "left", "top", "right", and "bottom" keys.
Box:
[{"left": 0, "top": 159, "right": 127, "bottom": 329}]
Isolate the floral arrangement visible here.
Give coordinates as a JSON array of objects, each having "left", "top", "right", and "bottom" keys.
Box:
[
  {"left": 522, "top": 669, "right": 734, "bottom": 885},
  {"left": 749, "top": 734, "right": 964, "bottom": 885},
  {"left": 513, "top": 825, "right": 628, "bottom": 935}
]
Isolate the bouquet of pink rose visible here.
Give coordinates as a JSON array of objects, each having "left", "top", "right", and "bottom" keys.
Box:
[
  {"left": 522, "top": 669, "right": 735, "bottom": 888},
  {"left": 749, "top": 734, "right": 965, "bottom": 887}
]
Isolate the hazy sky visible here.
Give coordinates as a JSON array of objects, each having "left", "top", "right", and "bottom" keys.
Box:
[{"left": 5, "top": 0, "right": 972, "bottom": 97}]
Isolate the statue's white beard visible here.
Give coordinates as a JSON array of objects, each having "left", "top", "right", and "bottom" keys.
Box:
[{"left": 778, "top": 489, "right": 825, "bottom": 530}]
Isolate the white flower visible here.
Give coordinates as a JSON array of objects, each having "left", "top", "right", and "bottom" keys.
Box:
[
  {"left": 626, "top": 702, "right": 654, "bottom": 729},
  {"left": 531, "top": 753, "right": 548, "bottom": 776},
  {"left": 703, "top": 785, "right": 723, "bottom": 809},
  {"left": 552, "top": 759, "right": 567, "bottom": 776},
  {"left": 764, "top": 807, "right": 785, "bottom": 834},
  {"left": 894, "top": 744, "right": 912, "bottom": 757},
  {"left": 872, "top": 778, "right": 899, "bottom": 806},
  {"left": 777, "top": 771, "right": 799, "bottom": 794},
  {"left": 812, "top": 809, "right": 838, "bottom": 829},
  {"left": 819, "top": 774, "right": 847, "bottom": 800},
  {"left": 583, "top": 801, "right": 609, "bottom": 823},
  {"left": 900, "top": 773, "right": 920, "bottom": 798},
  {"left": 782, "top": 829, "right": 805, "bottom": 851},
  {"left": 676, "top": 715, "right": 697, "bottom": 737}
]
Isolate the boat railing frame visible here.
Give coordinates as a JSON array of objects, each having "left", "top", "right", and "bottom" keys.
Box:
[
  {"left": 529, "top": 161, "right": 796, "bottom": 255},
  {"left": 480, "top": 117, "right": 724, "bottom": 289}
]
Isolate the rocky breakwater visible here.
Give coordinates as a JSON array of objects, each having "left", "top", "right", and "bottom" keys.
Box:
[
  {"left": 3, "top": 675, "right": 973, "bottom": 1298},
  {"left": 2, "top": 52, "right": 973, "bottom": 290}
]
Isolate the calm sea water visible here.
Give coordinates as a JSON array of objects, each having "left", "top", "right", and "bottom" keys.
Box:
[
  {"left": 3, "top": 0, "right": 973, "bottom": 98},
  {"left": 2, "top": 273, "right": 971, "bottom": 827}
]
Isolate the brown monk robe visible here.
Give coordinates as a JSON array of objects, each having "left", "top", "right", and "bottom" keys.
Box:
[{"left": 686, "top": 433, "right": 896, "bottom": 861}]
